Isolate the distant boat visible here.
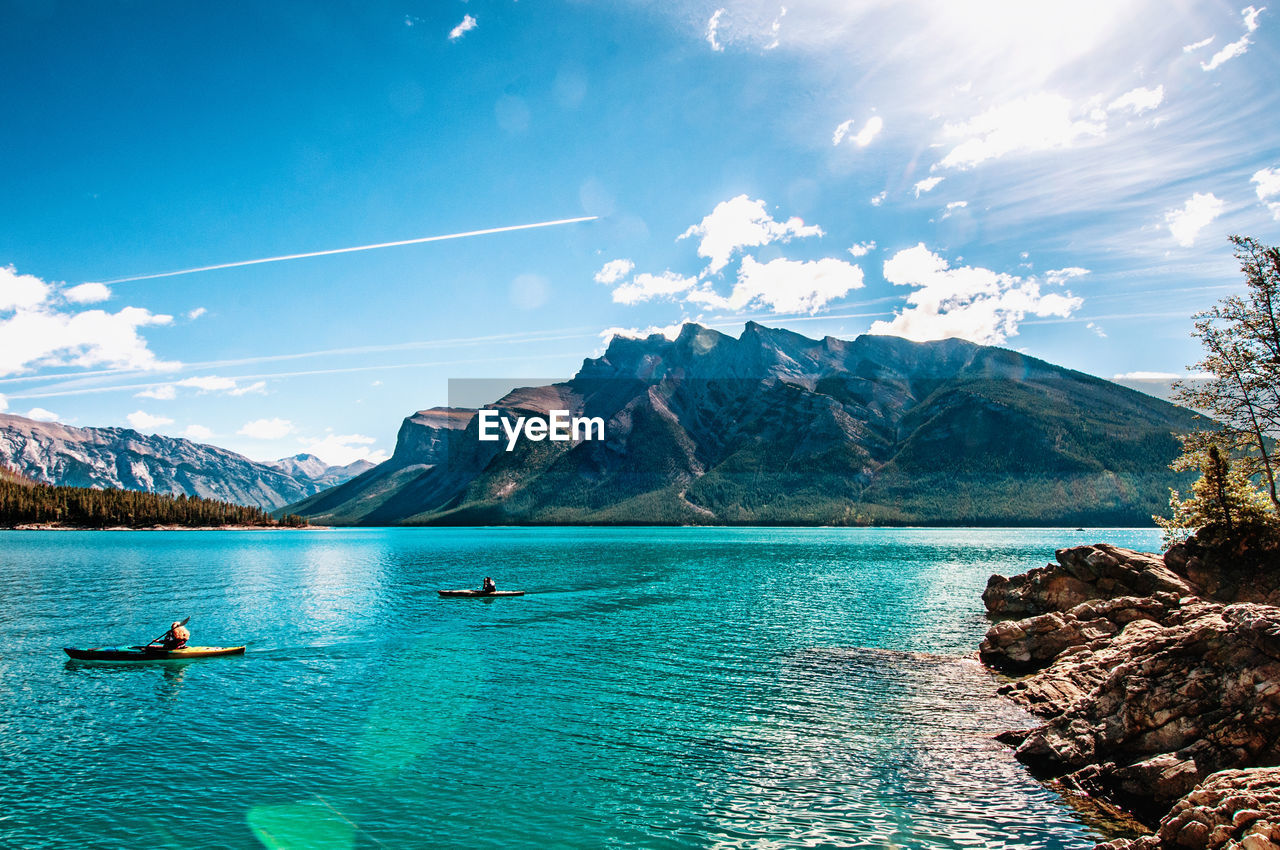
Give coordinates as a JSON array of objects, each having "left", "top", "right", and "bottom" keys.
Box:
[
  {"left": 64, "top": 645, "right": 246, "bottom": 661},
  {"left": 436, "top": 589, "right": 525, "bottom": 598}
]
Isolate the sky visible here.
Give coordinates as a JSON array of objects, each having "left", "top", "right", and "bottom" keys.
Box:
[{"left": 1, "top": 0, "right": 1278, "bottom": 466}]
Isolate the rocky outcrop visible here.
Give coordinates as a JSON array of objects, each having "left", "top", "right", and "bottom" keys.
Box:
[
  {"left": 1099, "top": 767, "right": 1280, "bottom": 849},
  {"left": 981, "top": 536, "right": 1280, "bottom": 846}
]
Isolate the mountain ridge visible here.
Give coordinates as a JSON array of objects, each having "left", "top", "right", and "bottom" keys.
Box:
[
  {"left": 0, "top": 414, "right": 371, "bottom": 511},
  {"left": 286, "top": 323, "right": 1202, "bottom": 526}
]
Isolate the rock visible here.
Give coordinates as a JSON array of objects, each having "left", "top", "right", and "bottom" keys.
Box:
[
  {"left": 981, "top": 536, "right": 1280, "bottom": 846},
  {"left": 983, "top": 545, "right": 1197, "bottom": 618},
  {"left": 1099, "top": 768, "right": 1280, "bottom": 848}
]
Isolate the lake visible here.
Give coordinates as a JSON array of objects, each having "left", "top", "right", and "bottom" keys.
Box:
[{"left": 0, "top": 527, "right": 1161, "bottom": 848}]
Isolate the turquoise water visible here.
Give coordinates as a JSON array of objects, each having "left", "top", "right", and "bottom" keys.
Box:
[{"left": 0, "top": 527, "right": 1160, "bottom": 849}]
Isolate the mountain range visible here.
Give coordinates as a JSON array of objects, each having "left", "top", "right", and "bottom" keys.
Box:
[
  {"left": 0, "top": 413, "right": 372, "bottom": 511},
  {"left": 286, "top": 322, "right": 1203, "bottom": 526}
]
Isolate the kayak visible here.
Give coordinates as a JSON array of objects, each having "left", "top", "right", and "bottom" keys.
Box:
[
  {"left": 64, "top": 645, "right": 246, "bottom": 662},
  {"left": 436, "top": 590, "right": 525, "bottom": 598}
]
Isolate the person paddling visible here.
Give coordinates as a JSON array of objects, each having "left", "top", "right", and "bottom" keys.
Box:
[
  {"left": 482, "top": 577, "right": 497, "bottom": 594},
  {"left": 154, "top": 621, "right": 190, "bottom": 650}
]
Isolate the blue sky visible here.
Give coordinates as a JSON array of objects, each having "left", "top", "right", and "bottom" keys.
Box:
[{"left": 1, "top": 0, "right": 1278, "bottom": 465}]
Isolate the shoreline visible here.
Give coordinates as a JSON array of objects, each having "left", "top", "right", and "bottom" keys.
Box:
[
  {"left": 979, "top": 536, "right": 1280, "bottom": 849},
  {"left": 4, "top": 523, "right": 324, "bottom": 531}
]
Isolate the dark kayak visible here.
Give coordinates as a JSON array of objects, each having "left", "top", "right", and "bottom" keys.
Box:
[
  {"left": 436, "top": 590, "right": 525, "bottom": 598},
  {"left": 64, "top": 645, "right": 246, "bottom": 661}
]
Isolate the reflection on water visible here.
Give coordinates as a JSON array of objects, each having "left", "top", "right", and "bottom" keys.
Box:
[{"left": 0, "top": 527, "right": 1162, "bottom": 848}]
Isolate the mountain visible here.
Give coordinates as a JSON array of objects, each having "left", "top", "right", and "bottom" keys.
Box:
[
  {"left": 286, "top": 323, "right": 1205, "bottom": 526},
  {"left": 266, "top": 453, "right": 376, "bottom": 488},
  {"left": 0, "top": 414, "right": 369, "bottom": 511}
]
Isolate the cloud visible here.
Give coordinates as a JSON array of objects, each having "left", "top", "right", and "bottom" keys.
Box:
[
  {"left": 687, "top": 255, "right": 864, "bottom": 314},
  {"left": 1202, "top": 6, "right": 1264, "bottom": 70},
  {"left": 679, "top": 195, "right": 823, "bottom": 274},
  {"left": 126, "top": 410, "right": 174, "bottom": 432},
  {"left": 1045, "top": 267, "right": 1091, "bottom": 286},
  {"left": 1087, "top": 321, "right": 1106, "bottom": 338},
  {"left": 848, "top": 241, "right": 876, "bottom": 257},
  {"left": 299, "top": 433, "right": 389, "bottom": 467},
  {"left": 448, "top": 15, "right": 477, "bottom": 41},
  {"left": 177, "top": 375, "right": 237, "bottom": 393},
  {"left": 62, "top": 283, "right": 112, "bottom": 304},
  {"left": 599, "top": 323, "right": 686, "bottom": 345},
  {"left": 0, "top": 266, "right": 51, "bottom": 311},
  {"left": 612, "top": 271, "right": 699, "bottom": 305},
  {"left": 228, "top": 380, "right": 267, "bottom": 396},
  {"left": 869, "top": 191, "right": 886, "bottom": 206},
  {"left": 136, "top": 385, "right": 177, "bottom": 400},
  {"left": 1165, "top": 192, "right": 1225, "bottom": 247},
  {"left": 914, "top": 177, "right": 944, "bottom": 197},
  {"left": 0, "top": 393, "right": 6, "bottom": 411},
  {"left": 1113, "top": 371, "right": 1181, "bottom": 381},
  {"left": 706, "top": 8, "right": 725, "bottom": 51},
  {"left": 1183, "top": 36, "right": 1215, "bottom": 52},
  {"left": 1108, "top": 85, "right": 1164, "bottom": 115},
  {"left": 25, "top": 407, "right": 59, "bottom": 422},
  {"left": 238, "top": 418, "right": 295, "bottom": 440},
  {"left": 869, "top": 243, "right": 1083, "bottom": 344},
  {"left": 187, "top": 307, "right": 206, "bottom": 321},
  {"left": 937, "top": 93, "right": 1107, "bottom": 170},
  {"left": 940, "top": 200, "right": 968, "bottom": 218},
  {"left": 834, "top": 116, "right": 882, "bottom": 147},
  {"left": 183, "top": 424, "right": 214, "bottom": 442},
  {"left": 765, "top": 6, "right": 786, "bottom": 49},
  {"left": 1253, "top": 166, "right": 1280, "bottom": 219},
  {"left": 594, "top": 259, "right": 635, "bottom": 285}
]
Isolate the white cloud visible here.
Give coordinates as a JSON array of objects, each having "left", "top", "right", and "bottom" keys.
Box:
[
  {"left": 1202, "top": 6, "right": 1264, "bottom": 70},
  {"left": 136, "top": 385, "right": 177, "bottom": 400},
  {"left": 1183, "top": 36, "right": 1215, "bottom": 52},
  {"left": 448, "top": 14, "right": 477, "bottom": 41},
  {"left": 0, "top": 266, "right": 176, "bottom": 377},
  {"left": 612, "top": 271, "right": 699, "bottom": 305},
  {"left": 127, "top": 410, "right": 174, "bottom": 432},
  {"left": 687, "top": 255, "right": 864, "bottom": 314},
  {"left": 25, "top": 407, "right": 59, "bottom": 422},
  {"left": 765, "top": 6, "right": 786, "bottom": 49},
  {"left": 178, "top": 375, "right": 237, "bottom": 393},
  {"left": 0, "top": 393, "right": 6, "bottom": 412},
  {"left": 1165, "top": 192, "right": 1225, "bottom": 247},
  {"left": 183, "top": 424, "right": 214, "bottom": 442},
  {"left": 835, "top": 116, "right": 882, "bottom": 147},
  {"left": 937, "top": 93, "right": 1107, "bottom": 170},
  {"left": 1045, "top": 267, "right": 1091, "bottom": 286},
  {"left": 869, "top": 191, "right": 886, "bottom": 206},
  {"left": 1113, "top": 371, "right": 1181, "bottom": 381},
  {"left": 1108, "top": 85, "right": 1164, "bottom": 115},
  {"left": 1087, "top": 321, "right": 1106, "bottom": 338},
  {"left": 594, "top": 259, "right": 635, "bottom": 285},
  {"left": 228, "top": 380, "right": 267, "bottom": 396},
  {"left": 62, "top": 283, "right": 112, "bottom": 304},
  {"left": 832, "top": 118, "right": 854, "bottom": 146},
  {"left": 238, "top": 418, "right": 295, "bottom": 440},
  {"left": 1252, "top": 166, "right": 1280, "bottom": 219},
  {"left": 599, "top": 323, "right": 686, "bottom": 345},
  {"left": 187, "top": 307, "right": 206, "bottom": 321},
  {"left": 679, "top": 195, "right": 823, "bottom": 274},
  {"left": 0, "top": 265, "right": 51, "bottom": 311},
  {"left": 914, "top": 177, "right": 944, "bottom": 197},
  {"left": 848, "top": 241, "right": 876, "bottom": 257},
  {"left": 299, "top": 433, "right": 388, "bottom": 466},
  {"left": 869, "top": 243, "right": 1083, "bottom": 344},
  {"left": 706, "top": 8, "right": 725, "bottom": 51}
]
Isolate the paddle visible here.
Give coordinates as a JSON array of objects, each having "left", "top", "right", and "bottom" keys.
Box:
[{"left": 144, "top": 616, "right": 190, "bottom": 649}]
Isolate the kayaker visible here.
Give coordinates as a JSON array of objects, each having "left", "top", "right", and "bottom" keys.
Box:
[
  {"left": 482, "top": 576, "right": 497, "bottom": 593},
  {"left": 157, "top": 621, "right": 190, "bottom": 650}
]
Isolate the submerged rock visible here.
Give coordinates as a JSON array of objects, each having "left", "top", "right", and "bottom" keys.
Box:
[{"left": 979, "top": 535, "right": 1280, "bottom": 846}]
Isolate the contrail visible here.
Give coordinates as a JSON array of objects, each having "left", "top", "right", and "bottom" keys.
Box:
[{"left": 94, "top": 215, "right": 598, "bottom": 284}]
